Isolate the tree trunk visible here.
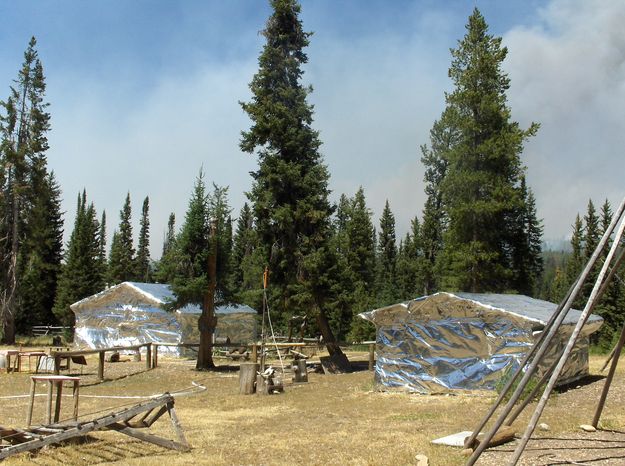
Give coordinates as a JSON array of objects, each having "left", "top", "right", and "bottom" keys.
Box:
[
  {"left": 316, "top": 310, "right": 350, "bottom": 373},
  {"left": 197, "top": 220, "right": 218, "bottom": 370}
]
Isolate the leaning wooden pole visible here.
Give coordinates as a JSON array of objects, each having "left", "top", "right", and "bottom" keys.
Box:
[
  {"left": 466, "top": 196, "right": 625, "bottom": 466},
  {"left": 592, "top": 318, "right": 625, "bottom": 428},
  {"left": 505, "top": 245, "right": 625, "bottom": 428},
  {"left": 506, "top": 201, "right": 625, "bottom": 466}
]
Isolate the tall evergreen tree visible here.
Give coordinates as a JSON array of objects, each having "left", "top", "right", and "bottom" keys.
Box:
[
  {"left": 135, "top": 196, "right": 151, "bottom": 282},
  {"left": 53, "top": 192, "right": 102, "bottom": 328},
  {"left": 96, "top": 211, "right": 107, "bottom": 284},
  {"left": 240, "top": 0, "right": 346, "bottom": 361},
  {"left": 208, "top": 184, "right": 234, "bottom": 302},
  {"left": 395, "top": 216, "right": 424, "bottom": 300},
  {"left": 17, "top": 172, "right": 63, "bottom": 330},
  {"left": 437, "top": 9, "right": 539, "bottom": 292},
  {"left": 510, "top": 177, "right": 544, "bottom": 295},
  {"left": 346, "top": 187, "right": 376, "bottom": 289},
  {"left": 341, "top": 188, "right": 376, "bottom": 342},
  {"left": 566, "top": 213, "right": 585, "bottom": 308},
  {"left": 169, "top": 173, "right": 209, "bottom": 305},
  {"left": 231, "top": 203, "right": 256, "bottom": 294},
  {"left": 163, "top": 213, "right": 176, "bottom": 257},
  {"left": 0, "top": 37, "right": 52, "bottom": 342},
  {"left": 376, "top": 200, "right": 398, "bottom": 305},
  {"left": 420, "top": 108, "right": 456, "bottom": 294},
  {"left": 108, "top": 193, "right": 135, "bottom": 284}
]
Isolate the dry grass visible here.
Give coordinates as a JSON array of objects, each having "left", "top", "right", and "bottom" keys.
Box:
[{"left": 0, "top": 350, "right": 624, "bottom": 465}]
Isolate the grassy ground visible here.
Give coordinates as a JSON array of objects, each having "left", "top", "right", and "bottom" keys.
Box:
[{"left": 0, "top": 349, "right": 624, "bottom": 465}]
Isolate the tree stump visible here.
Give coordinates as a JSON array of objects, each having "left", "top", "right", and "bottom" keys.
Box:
[
  {"left": 292, "top": 359, "right": 308, "bottom": 383},
  {"left": 239, "top": 362, "right": 259, "bottom": 395}
]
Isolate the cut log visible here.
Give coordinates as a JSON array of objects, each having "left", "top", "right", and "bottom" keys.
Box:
[
  {"left": 464, "top": 426, "right": 516, "bottom": 450},
  {"left": 292, "top": 359, "right": 308, "bottom": 383},
  {"left": 239, "top": 363, "right": 258, "bottom": 395}
]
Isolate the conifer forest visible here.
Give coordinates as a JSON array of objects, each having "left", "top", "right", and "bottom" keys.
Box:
[{"left": 0, "top": 2, "right": 620, "bottom": 352}]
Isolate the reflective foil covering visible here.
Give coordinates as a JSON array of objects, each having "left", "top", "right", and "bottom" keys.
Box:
[
  {"left": 360, "top": 292, "right": 602, "bottom": 393},
  {"left": 71, "top": 282, "right": 257, "bottom": 356}
]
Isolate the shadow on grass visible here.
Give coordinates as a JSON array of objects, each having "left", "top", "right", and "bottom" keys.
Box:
[{"left": 554, "top": 374, "right": 605, "bottom": 394}]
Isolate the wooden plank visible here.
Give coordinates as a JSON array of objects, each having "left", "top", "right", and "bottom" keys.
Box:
[
  {"left": 106, "top": 423, "right": 190, "bottom": 452},
  {"left": 167, "top": 403, "right": 189, "bottom": 448}
]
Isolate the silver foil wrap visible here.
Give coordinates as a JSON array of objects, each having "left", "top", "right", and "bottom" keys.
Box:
[
  {"left": 71, "top": 282, "right": 257, "bottom": 356},
  {"left": 361, "top": 293, "right": 602, "bottom": 393}
]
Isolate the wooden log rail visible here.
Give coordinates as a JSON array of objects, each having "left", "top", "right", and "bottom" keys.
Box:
[
  {"left": 150, "top": 342, "right": 319, "bottom": 367},
  {"left": 49, "top": 344, "right": 153, "bottom": 381}
]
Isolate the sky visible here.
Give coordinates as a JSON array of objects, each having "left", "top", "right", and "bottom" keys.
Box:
[{"left": 0, "top": 0, "right": 623, "bottom": 258}]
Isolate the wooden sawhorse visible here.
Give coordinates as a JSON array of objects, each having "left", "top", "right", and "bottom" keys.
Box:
[{"left": 26, "top": 375, "right": 80, "bottom": 426}]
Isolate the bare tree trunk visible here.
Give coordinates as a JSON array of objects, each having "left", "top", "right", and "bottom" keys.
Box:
[
  {"left": 316, "top": 308, "right": 351, "bottom": 373},
  {"left": 196, "top": 220, "right": 217, "bottom": 370}
]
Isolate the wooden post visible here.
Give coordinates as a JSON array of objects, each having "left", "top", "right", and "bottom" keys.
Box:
[
  {"left": 368, "top": 343, "right": 375, "bottom": 371},
  {"left": 251, "top": 344, "right": 258, "bottom": 363},
  {"left": 98, "top": 351, "right": 105, "bottom": 381},
  {"left": 53, "top": 382, "right": 63, "bottom": 423},
  {"left": 46, "top": 381, "right": 53, "bottom": 424},
  {"left": 152, "top": 344, "right": 159, "bottom": 368},
  {"left": 146, "top": 344, "right": 152, "bottom": 370},
  {"left": 54, "top": 354, "right": 60, "bottom": 375},
  {"left": 26, "top": 378, "right": 36, "bottom": 426},
  {"left": 239, "top": 362, "right": 259, "bottom": 394},
  {"left": 72, "top": 380, "right": 80, "bottom": 421},
  {"left": 292, "top": 359, "right": 308, "bottom": 383}
]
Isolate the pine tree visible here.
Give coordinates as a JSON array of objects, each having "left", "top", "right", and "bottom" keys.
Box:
[
  {"left": 0, "top": 37, "right": 52, "bottom": 342},
  {"left": 167, "top": 171, "right": 218, "bottom": 369},
  {"left": 395, "top": 216, "right": 424, "bottom": 300},
  {"left": 376, "top": 200, "right": 398, "bottom": 305},
  {"left": 594, "top": 199, "right": 621, "bottom": 349},
  {"left": 341, "top": 188, "right": 376, "bottom": 341},
  {"left": 420, "top": 108, "right": 456, "bottom": 295},
  {"left": 135, "top": 196, "right": 151, "bottom": 282},
  {"left": 240, "top": 0, "right": 346, "bottom": 362},
  {"left": 510, "top": 177, "right": 544, "bottom": 295},
  {"left": 437, "top": 9, "right": 539, "bottom": 293},
  {"left": 231, "top": 203, "right": 256, "bottom": 294},
  {"left": 53, "top": 192, "right": 102, "bottom": 328},
  {"left": 108, "top": 193, "right": 135, "bottom": 284},
  {"left": 17, "top": 171, "right": 63, "bottom": 330},
  {"left": 566, "top": 213, "right": 585, "bottom": 308},
  {"left": 96, "top": 211, "right": 107, "bottom": 285},
  {"left": 163, "top": 213, "right": 176, "bottom": 257},
  {"left": 208, "top": 184, "right": 233, "bottom": 302},
  {"left": 346, "top": 187, "right": 376, "bottom": 288}
]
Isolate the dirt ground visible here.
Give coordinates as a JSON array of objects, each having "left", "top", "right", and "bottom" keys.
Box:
[{"left": 0, "top": 350, "right": 624, "bottom": 465}]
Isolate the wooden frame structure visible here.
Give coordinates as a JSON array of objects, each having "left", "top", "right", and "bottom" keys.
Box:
[
  {"left": 49, "top": 343, "right": 153, "bottom": 381},
  {"left": 0, "top": 393, "right": 189, "bottom": 460},
  {"left": 464, "top": 196, "right": 625, "bottom": 465}
]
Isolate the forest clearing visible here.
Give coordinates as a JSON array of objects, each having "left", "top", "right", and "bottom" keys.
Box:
[{"left": 1, "top": 349, "right": 624, "bottom": 465}]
